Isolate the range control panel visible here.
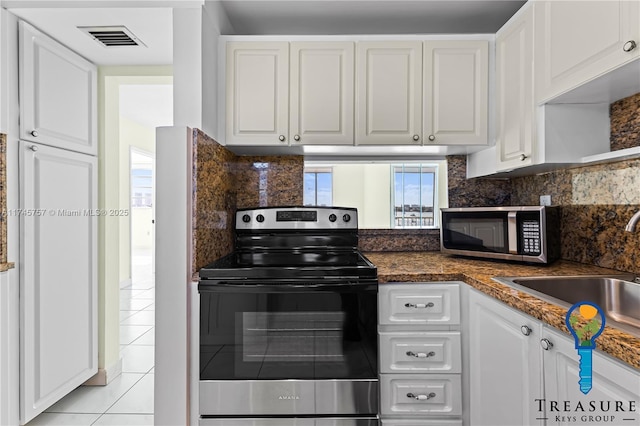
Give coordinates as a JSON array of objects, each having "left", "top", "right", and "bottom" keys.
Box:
[
  {"left": 236, "top": 207, "right": 358, "bottom": 230},
  {"left": 520, "top": 219, "right": 541, "bottom": 255}
]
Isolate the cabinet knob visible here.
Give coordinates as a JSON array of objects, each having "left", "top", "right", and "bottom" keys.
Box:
[
  {"left": 406, "top": 351, "right": 436, "bottom": 358},
  {"left": 412, "top": 134, "right": 420, "bottom": 142},
  {"left": 293, "top": 135, "right": 300, "bottom": 142},
  {"left": 521, "top": 325, "right": 532, "bottom": 336},
  {"left": 428, "top": 135, "right": 436, "bottom": 142},
  {"left": 540, "top": 338, "right": 553, "bottom": 351},
  {"left": 623, "top": 40, "right": 637, "bottom": 52},
  {"left": 404, "top": 302, "right": 435, "bottom": 309},
  {"left": 520, "top": 154, "right": 528, "bottom": 161},
  {"left": 29, "top": 145, "right": 38, "bottom": 152},
  {"left": 30, "top": 130, "right": 39, "bottom": 137},
  {"left": 278, "top": 135, "right": 286, "bottom": 142},
  {"left": 407, "top": 392, "right": 436, "bottom": 401}
]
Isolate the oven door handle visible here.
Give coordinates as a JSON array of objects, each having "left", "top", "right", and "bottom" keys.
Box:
[{"left": 198, "top": 281, "right": 377, "bottom": 293}]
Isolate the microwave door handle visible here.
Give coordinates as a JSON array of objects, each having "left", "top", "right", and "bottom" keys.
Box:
[{"left": 508, "top": 212, "right": 518, "bottom": 254}]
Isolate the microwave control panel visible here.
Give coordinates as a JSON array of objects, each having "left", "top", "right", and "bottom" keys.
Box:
[{"left": 520, "top": 220, "right": 541, "bottom": 255}]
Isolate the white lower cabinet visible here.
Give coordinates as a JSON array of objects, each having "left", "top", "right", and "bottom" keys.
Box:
[
  {"left": 19, "top": 141, "right": 98, "bottom": 423},
  {"left": 379, "top": 283, "right": 463, "bottom": 424},
  {"left": 469, "top": 289, "right": 542, "bottom": 426},
  {"left": 541, "top": 327, "right": 640, "bottom": 426},
  {"left": 381, "top": 374, "right": 462, "bottom": 417},
  {"left": 469, "top": 289, "right": 640, "bottom": 426}
]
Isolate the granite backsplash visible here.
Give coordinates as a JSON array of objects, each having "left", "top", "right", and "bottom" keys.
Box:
[
  {"left": 610, "top": 92, "right": 640, "bottom": 152},
  {"left": 192, "top": 92, "right": 640, "bottom": 273},
  {"left": 511, "top": 159, "right": 640, "bottom": 275},
  {"left": 509, "top": 92, "right": 640, "bottom": 274},
  {"left": 191, "top": 129, "right": 303, "bottom": 275}
]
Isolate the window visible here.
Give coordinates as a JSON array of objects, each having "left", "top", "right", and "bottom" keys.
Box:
[
  {"left": 304, "top": 168, "right": 332, "bottom": 206},
  {"left": 131, "top": 168, "right": 153, "bottom": 207},
  {"left": 393, "top": 164, "right": 438, "bottom": 228}
]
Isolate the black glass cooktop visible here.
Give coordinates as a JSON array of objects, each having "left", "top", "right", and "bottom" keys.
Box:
[{"left": 198, "top": 251, "right": 377, "bottom": 281}]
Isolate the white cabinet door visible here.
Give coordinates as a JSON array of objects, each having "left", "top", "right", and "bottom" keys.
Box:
[
  {"left": 290, "top": 42, "right": 354, "bottom": 145},
  {"left": 226, "top": 42, "right": 289, "bottom": 146},
  {"left": 535, "top": 0, "right": 640, "bottom": 103},
  {"left": 496, "top": 5, "right": 535, "bottom": 170},
  {"left": 423, "top": 41, "right": 488, "bottom": 145},
  {"left": 469, "top": 290, "right": 543, "bottom": 426},
  {"left": 542, "top": 327, "right": 640, "bottom": 426},
  {"left": 356, "top": 41, "right": 423, "bottom": 145},
  {"left": 19, "top": 21, "right": 97, "bottom": 155},
  {"left": 19, "top": 141, "right": 97, "bottom": 423}
]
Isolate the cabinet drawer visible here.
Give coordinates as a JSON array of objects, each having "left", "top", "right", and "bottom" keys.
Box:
[
  {"left": 379, "top": 284, "right": 460, "bottom": 325},
  {"left": 381, "top": 420, "right": 462, "bottom": 426},
  {"left": 380, "top": 374, "right": 462, "bottom": 417},
  {"left": 379, "top": 331, "right": 461, "bottom": 374}
]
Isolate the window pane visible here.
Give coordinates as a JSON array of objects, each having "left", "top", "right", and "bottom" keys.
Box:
[
  {"left": 316, "top": 173, "right": 332, "bottom": 206},
  {"left": 303, "top": 172, "right": 317, "bottom": 206},
  {"left": 392, "top": 164, "right": 437, "bottom": 229},
  {"left": 393, "top": 170, "right": 404, "bottom": 227}
]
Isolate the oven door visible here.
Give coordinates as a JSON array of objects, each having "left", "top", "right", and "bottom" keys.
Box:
[{"left": 198, "top": 280, "right": 378, "bottom": 417}]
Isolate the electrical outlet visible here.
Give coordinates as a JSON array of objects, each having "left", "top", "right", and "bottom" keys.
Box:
[{"left": 540, "top": 195, "right": 552, "bottom": 206}]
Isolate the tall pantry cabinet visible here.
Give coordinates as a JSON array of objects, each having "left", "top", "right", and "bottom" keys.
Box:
[{"left": 18, "top": 21, "right": 98, "bottom": 423}]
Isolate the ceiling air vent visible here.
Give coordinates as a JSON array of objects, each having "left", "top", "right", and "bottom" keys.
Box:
[{"left": 78, "top": 26, "right": 146, "bottom": 48}]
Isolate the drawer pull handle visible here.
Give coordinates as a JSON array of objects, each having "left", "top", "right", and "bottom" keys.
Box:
[
  {"left": 406, "top": 351, "right": 436, "bottom": 358},
  {"left": 407, "top": 392, "right": 436, "bottom": 401},
  {"left": 404, "top": 302, "right": 434, "bottom": 309}
]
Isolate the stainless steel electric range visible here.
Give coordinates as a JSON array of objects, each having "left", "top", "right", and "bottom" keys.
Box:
[{"left": 198, "top": 207, "right": 379, "bottom": 426}]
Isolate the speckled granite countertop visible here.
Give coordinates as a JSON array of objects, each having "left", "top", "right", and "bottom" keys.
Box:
[{"left": 366, "top": 251, "right": 640, "bottom": 370}]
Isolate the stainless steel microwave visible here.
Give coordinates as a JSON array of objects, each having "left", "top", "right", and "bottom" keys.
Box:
[{"left": 440, "top": 206, "right": 561, "bottom": 264}]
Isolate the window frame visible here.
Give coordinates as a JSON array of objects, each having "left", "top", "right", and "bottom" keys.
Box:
[
  {"left": 391, "top": 163, "right": 439, "bottom": 229},
  {"left": 303, "top": 167, "right": 333, "bottom": 207}
]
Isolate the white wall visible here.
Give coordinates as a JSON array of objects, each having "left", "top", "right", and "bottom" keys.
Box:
[
  {"left": 155, "top": 126, "right": 192, "bottom": 426},
  {"left": 325, "top": 161, "right": 449, "bottom": 228},
  {"left": 333, "top": 164, "right": 392, "bottom": 228},
  {"left": 99, "top": 67, "right": 171, "bottom": 382},
  {"left": 174, "top": 1, "right": 232, "bottom": 140}
]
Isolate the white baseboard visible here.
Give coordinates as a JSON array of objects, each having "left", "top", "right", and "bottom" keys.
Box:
[
  {"left": 119, "top": 278, "right": 132, "bottom": 289},
  {"left": 83, "top": 357, "right": 122, "bottom": 386}
]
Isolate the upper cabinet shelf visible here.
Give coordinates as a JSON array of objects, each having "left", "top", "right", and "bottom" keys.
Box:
[
  {"left": 469, "top": 0, "right": 640, "bottom": 178},
  {"left": 223, "top": 38, "right": 490, "bottom": 148}
]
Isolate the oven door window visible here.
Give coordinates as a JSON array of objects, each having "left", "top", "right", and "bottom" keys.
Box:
[{"left": 200, "top": 287, "right": 377, "bottom": 380}]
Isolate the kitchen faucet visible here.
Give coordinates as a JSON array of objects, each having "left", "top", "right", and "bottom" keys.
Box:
[{"left": 625, "top": 210, "right": 640, "bottom": 232}]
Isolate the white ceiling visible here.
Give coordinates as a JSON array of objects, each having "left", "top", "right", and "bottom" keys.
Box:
[
  {"left": 219, "top": 0, "right": 528, "bottom": 35},
  {"left": 7, "top": 1, "right": 527, "bottom": 66},
  {"left": 8, "top": 7, "right": 174, "bottom": 65}
]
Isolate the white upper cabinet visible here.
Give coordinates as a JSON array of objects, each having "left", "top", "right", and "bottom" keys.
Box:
[
  {"left": 224, "top": 38, "right": 490, "bottom": 148},
  {"left": 226, "top": 42, "right": 290, "bottom": 146},
  {"left": 19, "top": 21, "right": 97, "bottom": 155},
  {"left": 290, "top": 42, "right": 354, "bottom": 145},
  {"left": 495, "top": 5, "right": 535, "bottom": 170},
  {"left": 355, "top": 41, "right": 423, "bottom": 145},
  {"left": 423, "top": 41, "right": 488, "bottom": 146},
  {"left": 535, "top": 0, "right": 640, "bottom": 103}
]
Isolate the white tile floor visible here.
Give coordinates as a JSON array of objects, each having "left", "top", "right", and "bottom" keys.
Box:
[{"left": 28, "top": 253, "right": 155, "bottom": 426}]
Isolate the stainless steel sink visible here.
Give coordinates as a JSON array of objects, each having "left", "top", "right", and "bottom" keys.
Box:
[{"left": 493, "top": 274, "right": 640, "bottom": 337}]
